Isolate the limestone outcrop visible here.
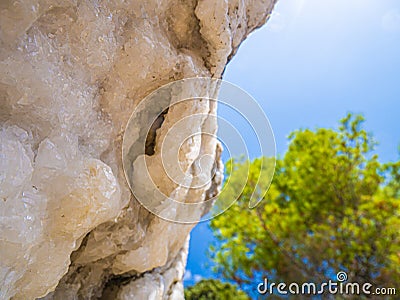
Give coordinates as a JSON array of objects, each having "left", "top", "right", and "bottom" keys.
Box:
[{"left": 0, "top": 0, "right": 277, "bottom": 299}]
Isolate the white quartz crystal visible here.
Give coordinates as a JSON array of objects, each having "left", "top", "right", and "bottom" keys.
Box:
[{"left": 0, "top": 0, "right": 277, "bottom": 299}]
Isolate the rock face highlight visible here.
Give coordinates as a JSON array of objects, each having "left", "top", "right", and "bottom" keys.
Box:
[{"left": 0, "top": 0, "right": 277, "bottom": 299}]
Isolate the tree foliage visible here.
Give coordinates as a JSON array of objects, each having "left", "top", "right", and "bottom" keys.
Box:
[
  {"left": 184, "top": 279, "right": 250, "bottom": 300},
  {"left": 210, "top": 114, "right": 400, "bottom": 293}
]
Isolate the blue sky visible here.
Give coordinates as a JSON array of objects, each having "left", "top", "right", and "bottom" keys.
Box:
[{"left": 185, "top": 0, "right": 400, "bottom": 286}]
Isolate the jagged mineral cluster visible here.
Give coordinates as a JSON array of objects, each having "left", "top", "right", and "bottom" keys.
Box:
[{"left": 0, "top": 0, "right": 276, "bottom": 299}]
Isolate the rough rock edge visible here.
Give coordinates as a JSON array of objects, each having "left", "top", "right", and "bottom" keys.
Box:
[{"left": 94, "top": 0, "right": 279, "bottom": 294}]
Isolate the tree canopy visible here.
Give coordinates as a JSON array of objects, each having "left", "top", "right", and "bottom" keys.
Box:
[
  {"left": 209, "top": 114, "right": 400, "bottom": 295},
  {"left": 184, "top": 279, "right": 250, "bottom": 300}
]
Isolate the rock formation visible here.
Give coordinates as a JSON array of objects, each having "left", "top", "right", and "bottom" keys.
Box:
[{"left": 0, "top": 0, "right": 277, "bottom": 299}]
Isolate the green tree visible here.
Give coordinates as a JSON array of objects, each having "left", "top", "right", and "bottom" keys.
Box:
[
  {"left": 210, "top": 114, "right": 400, "bottom": 295},
  {"left": 184, "top": 279, "right": 250, "bottom": 300}
]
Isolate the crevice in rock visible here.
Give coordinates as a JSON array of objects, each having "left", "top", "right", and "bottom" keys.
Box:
[
  {"left": 100, "top": 238, "right": 189, "bottom": 299},
  {"left": 100, "top": 272, "right": 138, "bottom": 300},
  {"left": 145, "top": 107, "right": 169, "bottom": 156},
  {"left": 165, "top": 279, "right": 180, "bottom": 298},
  {"left": 164, "top": 0, "right": 212, "bottom": 74},
  {"left": 202, "top": 142, "right": 223, "bottom": 216}
]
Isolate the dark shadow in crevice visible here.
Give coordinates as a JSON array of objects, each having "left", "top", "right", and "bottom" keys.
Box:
[{"left": 145, "top": 107, "right": 169, "bottom": 156}]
